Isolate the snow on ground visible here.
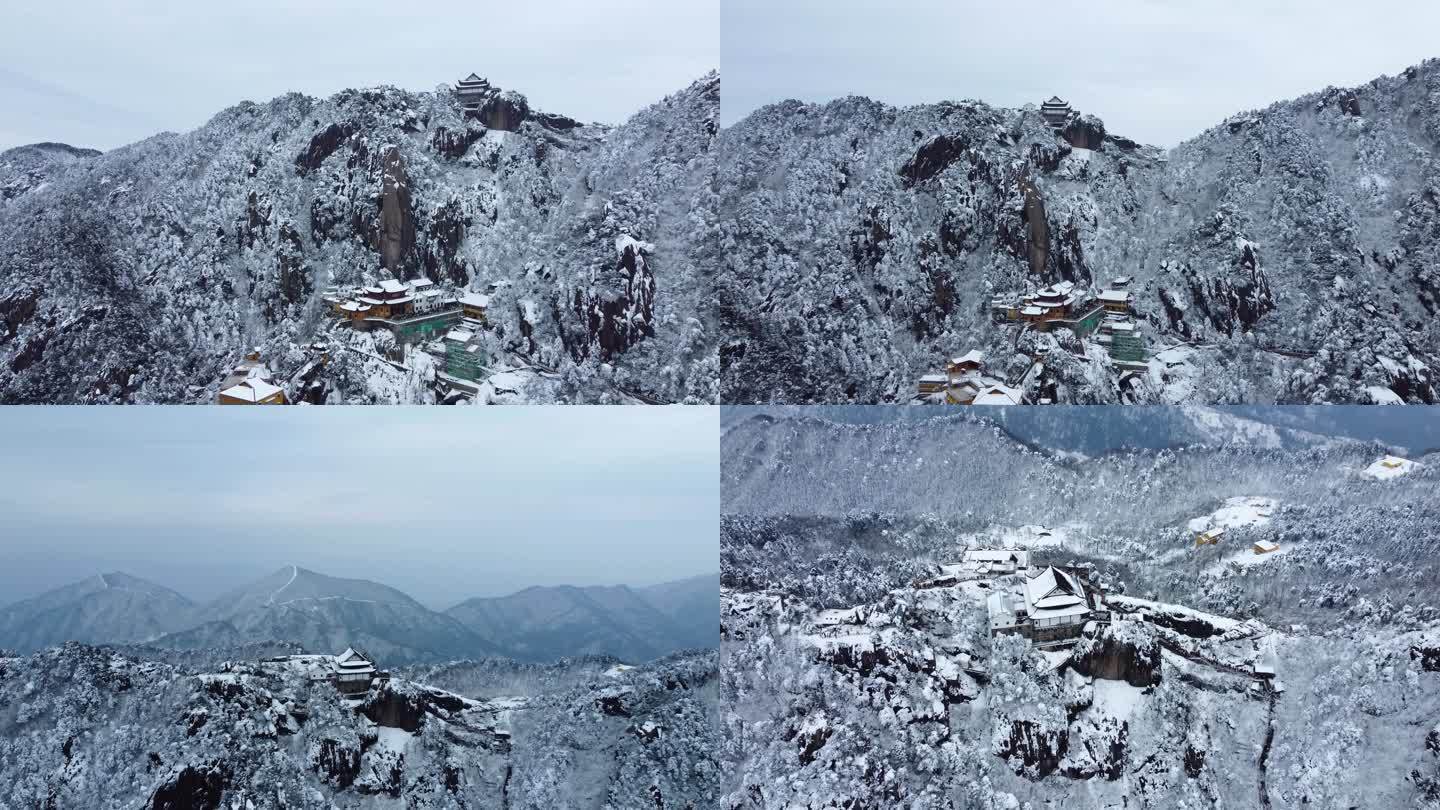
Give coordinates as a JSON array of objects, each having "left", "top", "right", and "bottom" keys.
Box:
[
  {"left": 1361, "top": 455, "right": 1422, "bottom": 480},
  {"left": 1107, "top": 595, "right": 1243, "bottom": 633},
  {"left": 1090, "top": 679, "right": 1146, "bottom": 721},
  {"left": 1148, "top": 345, "right": 1200, "bottom": 403},
  {"left": 1187, "top": 496, "right": 1277, "bottom": 533},
  {"left": 604, "top": 664, "right": 636, "bottom": 678},
  {"left": 1364, "top": 385, "right": 1404, "bottom": 404},
  {"left": 371, "top": 725, "right": 414, "bottom": 755}
]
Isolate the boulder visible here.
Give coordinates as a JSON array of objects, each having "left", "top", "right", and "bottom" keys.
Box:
[
  {"left": 1060, "top": 114, "right": 1107, "bottom": 150},
  {"left": 296, "top": 121, "right": 357, "bottom": 175},
  {"left": 148, "top": 762, "right": 230, "bottom": 810},
  {"left": 900, "top": 133, "right": 971, "bottom": 187},
  {"left": 472, "top": 91, "right": 530, "bottom": 131},
  {"left": 1069, "top": 620, "right": 1162, "bottom": 687}
]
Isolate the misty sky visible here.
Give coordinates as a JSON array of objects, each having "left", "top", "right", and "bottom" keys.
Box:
[
  {"left": 0, "top": 407, "right": 718, "bottom": 609},
  {"left": 0, "top": 1, "right": 718, "bottom": 152},
  {"left": 721, "top": 0, "right": 1440, "bottom": 147}
]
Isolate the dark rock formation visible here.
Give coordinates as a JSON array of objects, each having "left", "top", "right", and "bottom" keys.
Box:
[
  {"left": 148, "top": 762, "right": 230, "bottom": 810},
  {"left": 430, "top": 125, "right": 486, "bottom": 160},
  {"left": 296, "top": 122, "right": 357, "bottom": 175},
  {"left": 1069, "top": 620, "right": 1162, "bottom": 687},
  {"left": 1060, "top": 114, "right": 1107, "bottom": 150},
  {"left": 597, "top": 693, "right": 631, "bottom": 717},
  {"left": 377, "top": 146, "right": 416, "bottom": 276},
  {"left": 472, "top": 91, "right": 530, "bottom": 131},
  {"left": 1412, "top": 645, "right": 1440, "bottom": 672},
  {"left": 900, "top": 133, "right": 970, "bottom": 187},
  {"left": 1061, "top": 718, "right": 1128, "bottom": 780},
  {"left": 360, "top": 682, "right": 427, "bottom": 732},
  {"left": 1185, "top": 742, "right": 1207, "bottom": 777},
  {"left": 997, "top": 716, "right": 1068, "bottom": 778},
  {"left": 1018, "top": 172, "right": 1050, "bottom": 279},
  {"left": 0, "top": 288, "right": 39, "bottom": 344},
  {"left": 796, "top": 723, "right": 831, "bottom": 765},
  {"left": 571, "top": 238, "right": 657, "bottom": 361},
  {"left": 311, "top": 737, "right": 362, "bottom": 789},
  {"left": 276, "top": 221, "right": 309, "bottom": 306},
  {"left": 536, "top": 112, "right": 582, "bottom": 131},
  {"left": 422, "top": 198, "right": 471, "bottom": 285}
]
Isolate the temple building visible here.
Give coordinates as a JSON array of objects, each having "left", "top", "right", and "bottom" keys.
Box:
[
  {"left": 1196, "top": 527, "right": 1226, "bottom": 546},
  {"left": 217, "top": 350, "right": 286, "bottom": 405},
  {"left": 987, "top": 565, "right": 1108, "bottom": 646},
  {"left": 456, "top": 73, "right": 492, "bottom": 112},
  {"left": 331, "top": 647, "right": 378, "bottom": 695},
  {"left": 460, "top": 291, "right": 491, "bottom": 322},
  {"left": 1097, "top": 288, "right": 1133, "bottom": 314},
  {"left": 1041, "top": 96, "right": 1073, "bottom": 128}
]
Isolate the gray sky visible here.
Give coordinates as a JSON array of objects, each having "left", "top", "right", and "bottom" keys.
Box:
[
  {"left": 721, "top": 0, "right": 1440, "bottom": 147},
  {"left": 0, "top": 407, "right": 718, "bottom": 609},
  {"left": 0, "top": 0, "right": 718, "bottom": 152}
]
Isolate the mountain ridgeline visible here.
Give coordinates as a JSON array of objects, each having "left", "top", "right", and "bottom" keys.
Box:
[
  {"left": 0, "top": 566, "right": 718, "bottom": 665},
  {"left": 718, "top": 58, "right": 1440, "bottom": 404},
  {"left": 0, "top": 72, "right": 719, "bottom": 404}
]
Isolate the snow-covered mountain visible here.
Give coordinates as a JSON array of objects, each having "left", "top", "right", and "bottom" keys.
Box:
[
  {"left": 0, "top": 642, "right": 718, "bottom": 808},
  {"left": 0, "top": 572, "right": 194, "bottom": 651},
  {"left": 447, "top": 576, "right": 717, "bottom": 663},
  {"left": 718, "top": 59, "right": 1440, "bottom": 404},
  {"left": 720, "top": 408, "right": 1440, "bottom": 807},
  {"left": 0, "top": 567, "right": 720, "bottom": 665},
  {"left": 0, "top": 71, "right": 719, "bottom": 404},
  {"left": 165, "top": 566, "right": 496, "bottom": 664}
]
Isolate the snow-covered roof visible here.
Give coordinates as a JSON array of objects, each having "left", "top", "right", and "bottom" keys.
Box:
[
  {"left": 963, "top": 548, "right": 1029, "bottom": 567},
  {"left": 410, "top": 277, "right": 434, "bottom": 289},
  {"left": 379, "top": 279, "right": 408, "bottom": 294},
  {"left": 460, "top": 292, "right": 491, "bottom": 308},
  {"left": 919, "top": 373, "right": 948, "bottom": 383},
  {"left": 1253, "top": 540, "right": 1280, "bottom": 553},
  {"left": 221, "top": 379, "right": 282, "bottom": 403},
  {"left": 1097, "top": 290, "right": 1132, "bottom": 303},
  {"left": 948, "top": 350, "right": 984, "bottom": 367},
  {"left": 333, "top": 647, "right": 376, "bottom": 673},
  {"left": 1021, "top": 305, "right": 1045, "bottom": 316},
  {"left": 973, "top": 384, "right": 1022, "bottom": 405},
  {"left": 446, "top": 329, "right": 476, "bottom": 343},
  {"left": 1023, "top": 566, "right": 1088, "bottom": 616}
]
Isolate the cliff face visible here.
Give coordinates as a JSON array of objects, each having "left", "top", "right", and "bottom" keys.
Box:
[
  {"left": 718, "top": 59, "right": 1440, "bottom": 404},
  {"left": 0, "top": 73, "right": 720, "bottom": 404}
]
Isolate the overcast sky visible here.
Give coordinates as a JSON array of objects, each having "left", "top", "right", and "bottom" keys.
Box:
[
  {"left": 0, "top": 0, "right": 718, "bottom": 152},
  {"left": 0, "top": 407, "right": 718, "bottom": 609},
  {"left": 722, "top": 0, "right": 1440, "bottom": 147}
]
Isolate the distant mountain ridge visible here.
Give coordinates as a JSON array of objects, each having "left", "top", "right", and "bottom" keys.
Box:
[{"left": 0, "top": 567, "right": 718, "bottom": 664}]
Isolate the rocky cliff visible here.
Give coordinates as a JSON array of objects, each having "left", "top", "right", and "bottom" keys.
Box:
[
  {"left": 718, "top": 59, "right": 1440, "bottom": 404},
  {"left": 0, "top": 72, "right": 719, "bottom": 404}
]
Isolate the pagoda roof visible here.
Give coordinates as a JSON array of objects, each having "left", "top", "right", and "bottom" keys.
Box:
[{"left": 1044, "top": 96, "right": 1068, "bottom": 105}]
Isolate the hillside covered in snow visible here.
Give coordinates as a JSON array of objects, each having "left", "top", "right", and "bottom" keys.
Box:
[
  {"left": 0, "top": 643, "right": 717, "bottom": 808},
  {"left": 718, "top": 59, "right": 1440, "bottom": 404},
  {"left": 720, "top": 407, "right": 1440, "bottom": 808},
  {"left": 0, "top": 71, "right": 719, "bottom": 404}
]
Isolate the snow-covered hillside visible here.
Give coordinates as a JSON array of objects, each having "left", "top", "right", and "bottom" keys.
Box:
[
  {"left": 720, "top": 408, "right": 1440, "bottom": 807},
  {"left": 0, "top": 72, "right": 719, "bottom": 404},
  {"left": 718, "top": 59, "right": 1440, "bottom": 404},
  {"left": 0, "top": 643, "right": 717, "bottom": 808}
]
